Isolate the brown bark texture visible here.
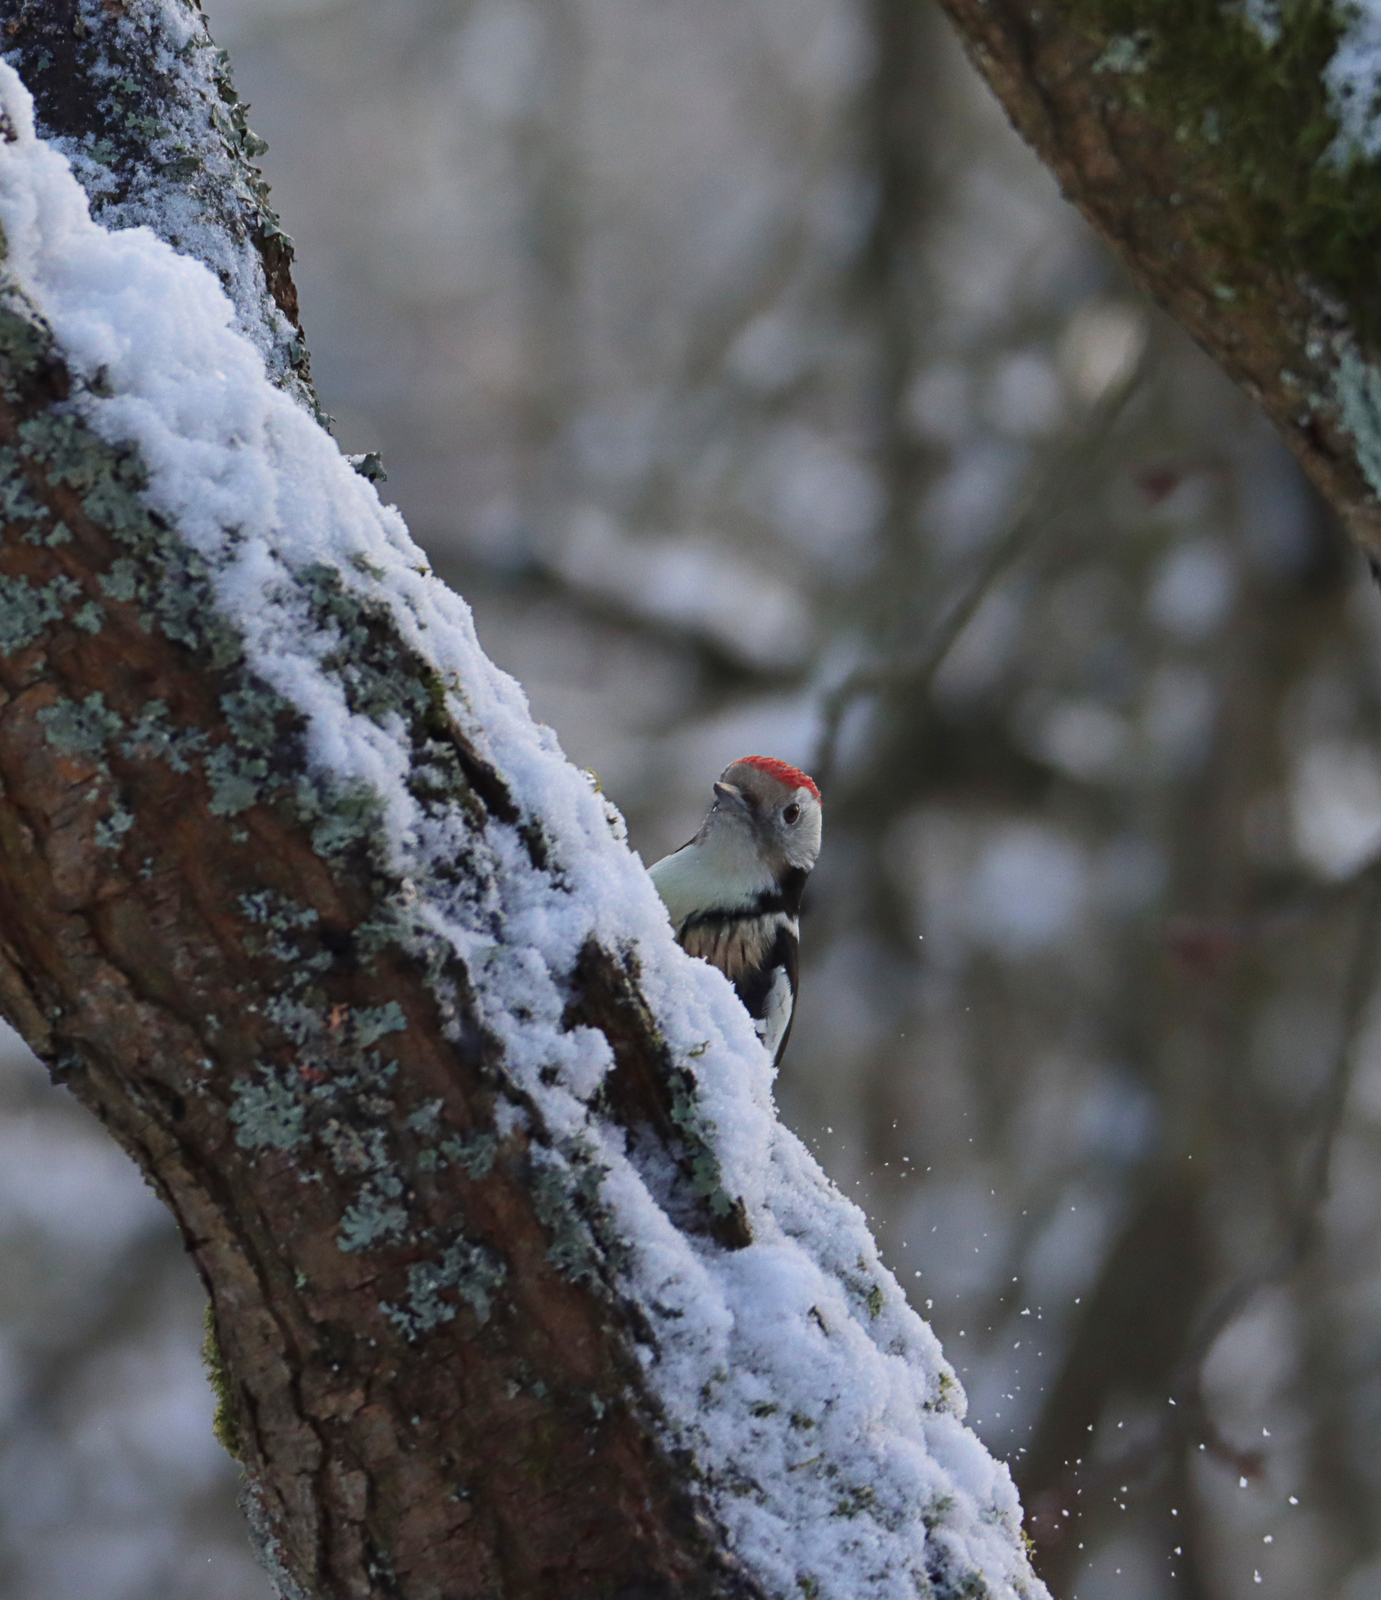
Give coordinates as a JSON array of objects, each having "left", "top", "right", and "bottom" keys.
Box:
[{"left": 932, "top": 0, "right": 1381, "bottom": 557}]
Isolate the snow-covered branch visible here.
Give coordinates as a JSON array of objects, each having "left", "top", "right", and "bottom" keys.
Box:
[
  {"left": 0, "top": 0, "right": 312, "bottom": 405},
  {"left": 0, "top": 18, "right": 1043, "bottom": 1600}
]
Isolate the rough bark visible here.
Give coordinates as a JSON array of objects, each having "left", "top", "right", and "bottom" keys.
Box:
[{"left": 931, "top": 0, "right": 1381, "bottom": 557}]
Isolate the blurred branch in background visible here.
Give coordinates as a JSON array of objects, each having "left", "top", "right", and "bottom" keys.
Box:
[
  {"left": 1023, "top": 866, "right": 1381, "bottom": 1572},
  {"left": 813, "top": 347, "right": 1147, "bottom": 789}
]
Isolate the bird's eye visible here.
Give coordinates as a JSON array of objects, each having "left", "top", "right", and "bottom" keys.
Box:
[{"left": 783, "top": 803, "right": 801, "bottom": 824}]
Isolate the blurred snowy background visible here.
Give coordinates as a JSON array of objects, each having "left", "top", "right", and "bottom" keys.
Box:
[{"left": 6, "top": 0, "right": 1381, "bottom": 1596}]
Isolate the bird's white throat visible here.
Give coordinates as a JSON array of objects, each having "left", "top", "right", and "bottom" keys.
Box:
[{"left": 648, "top": 826, "right": 776, "bottom": 930}]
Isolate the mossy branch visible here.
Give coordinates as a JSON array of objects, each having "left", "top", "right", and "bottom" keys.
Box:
[{"left": 934, "top": 0, "right": 1381, "bottom": 552}]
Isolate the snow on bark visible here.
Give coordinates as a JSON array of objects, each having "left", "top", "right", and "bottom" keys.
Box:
[
  {"left": 0, "top": 60, "right": 1045, "bottom": 1600},
  {"left": 0, "top": 0, "right": 312, "bottom": 407},
  {"left": 1244, "top": 0, "right": 1381, "bottom": 160},
  {"left": 1323, "top": 2, "right": 1381, "bottom": 158}
]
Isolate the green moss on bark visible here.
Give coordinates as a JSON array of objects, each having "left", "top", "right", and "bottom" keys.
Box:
[
  {"left": 1070, "top": 0, "right": 1381, "bottom": 339},
  {"left": 200, "top": 1303, "right": 241, "bottom": 1461}
]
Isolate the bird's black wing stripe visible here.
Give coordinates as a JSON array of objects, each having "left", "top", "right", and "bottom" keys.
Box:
[
  {"left": 684, "top": 872, "right": 808, "bottom": 927},
  {"left": 734, "top": 921, "right": 799, "bottom": 1022},
  {"left": 775, "top": 866, "right": 808, "bottom": 917},
  {"left": 682, "top": 907, "right": 756, "bottom": 931}
]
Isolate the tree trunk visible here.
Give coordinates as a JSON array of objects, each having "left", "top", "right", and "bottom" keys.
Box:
[{"left": 0, "top": 5, "right": 1041, "bottom": 1598}]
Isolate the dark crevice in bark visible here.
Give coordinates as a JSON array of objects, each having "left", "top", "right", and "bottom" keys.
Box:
[{"left": 567, "top": 939, "right": 753, "bottom": 1250}]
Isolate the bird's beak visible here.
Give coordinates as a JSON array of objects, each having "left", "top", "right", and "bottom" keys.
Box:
[{"left": 712, "top": 781, "right": 749, "bottom": 812}]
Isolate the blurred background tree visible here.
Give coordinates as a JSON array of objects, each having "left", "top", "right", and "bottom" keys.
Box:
[{"left": 4, "top": 1, "right": 1381, "bottom": 1597}]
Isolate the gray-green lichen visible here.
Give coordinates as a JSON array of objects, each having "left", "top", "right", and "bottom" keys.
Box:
[
  {"left": 414, "top": 1129, "right": 498, "bottom": 1178},
  {"left": 306, "top": 778, "right": 390, "bottom": 862},
  {"left": 94, "top": 804, "right": 135, "bottom": 849},
  {"left": 240, "top": 888, "right": 317, "bottom": 928},
  {"left": 404, "top": 1097, "right": 443, "bottom": 1136},
  {"left": 439, "top": 1132, "right": 497, "bottom": 1180},
  {"left": 204, "top": 742, "right": 266, "bottom": 816},
  {"left": 1335, "top": 345, "right": 1381, "bottom": 499},
  {"left": 0, "top": 571, "right": 81, "bottom": 653},
  {"left": 0, "top": 444, "right": 43, "bottom": 520},
  {"left": 354, "top": 1001, "right": 407, "bottom": 1046},
  {"left": 229, "top": 1067, "right": 306, "bottom": 1151},
  {"left": 668, "top": 1063, "right": 741, "bottom": 1222},
  {"left": 122, "top": 699, "right": 206, "bottom": 772},
  {"left": 338, "top": 1172, "right": 408, "bottom": 1253},
  {"left": 379, "top": 1232, "right": 508, "bottom": 1339},
  {"left": 238, "top": 889, "right": 328, "bottom": 970},
  {"left": 1091, "top": 30, "right": 1154, "bottom": 75},
  {"left": 37, "top": 690, "right": 123, "bottom": 755},
  {"left": 97, "top": 555, "right": 139, "bottom": 601},
  {"left": 531, "top": 1146, "right": 611, "bottom": 1286}
]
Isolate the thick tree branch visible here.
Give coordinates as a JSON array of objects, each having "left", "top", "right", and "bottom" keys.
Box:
[
  {"left": 932, "top": 0, "right": 1381, "bottom": 554},
  {"left": 0, "top": 10, "right": 1046, "bottom": 1599},
  {"left": 0, "top": 0, "right": 314, "bottom": 405}
]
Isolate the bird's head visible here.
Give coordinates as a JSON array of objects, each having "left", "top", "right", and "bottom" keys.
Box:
[{"left": 702, "top": 755, "right": 823, "bottom": 876}]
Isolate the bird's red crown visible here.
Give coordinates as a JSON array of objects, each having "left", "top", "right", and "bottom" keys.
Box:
[{"left": 735, "top": 754, "right": 821, "bottom": 801}]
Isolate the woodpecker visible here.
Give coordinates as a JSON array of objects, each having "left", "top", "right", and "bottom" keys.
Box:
[{"left": 649, "top": 755, "right": 822, "bottom": 1067}]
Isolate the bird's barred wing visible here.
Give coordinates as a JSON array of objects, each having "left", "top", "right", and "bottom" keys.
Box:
[
  {"left": 680, "top": 912, "right": 777, "bottom": 982},
  {"left": 680, "top": 910, "right": 800, "bottom": 1066}
]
